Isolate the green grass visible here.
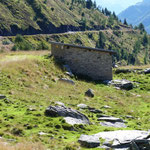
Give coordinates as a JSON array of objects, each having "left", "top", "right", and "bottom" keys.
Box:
[{"left": 0, "top": 51, "right": 149, "bottom": 149}]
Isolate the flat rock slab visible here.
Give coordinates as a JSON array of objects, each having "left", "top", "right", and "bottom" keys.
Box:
[
  {"left": 78, "top": 134, "right": 100, "bottom": 148},
  {"left": 64, "top": 117, "right": 88, "bottom": 125},
  {"left": 59, "top": 78, "right": 75, "bottom": 85},
  {"left": 79, "top": 130, "right": 150, "bottom": 149},
  {"left": 45, "top": 106, "right": 90, "bottom": 125},
  {"left": 0, "top": 95, "right": 6, "bottom": 100},
  {"left": 100, "top": 122, "right": 127, "bottom": 128},
  {"left": 98, "top": 116, "right": 124, "bottom": 123}
]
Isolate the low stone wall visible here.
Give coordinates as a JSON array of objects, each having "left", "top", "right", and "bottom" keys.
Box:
[{"left": 51, "top": 43, "right": 113, "bottom": 80}]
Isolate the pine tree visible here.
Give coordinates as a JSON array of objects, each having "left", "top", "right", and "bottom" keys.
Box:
[
  {"left": 138, "top": 23, "right": 145, "bottom": 32},
  {"left": 96, "top": 31, "right": 106, "bottom": 49},
  {"left": 86, "top": 0, "right": 93, "bottom": 9},
  {"left": 124, "top": 19, "right": 128, "bottom": 25},
  {"left": 142, "top": 33, "right": 148, "bottom": 46}
]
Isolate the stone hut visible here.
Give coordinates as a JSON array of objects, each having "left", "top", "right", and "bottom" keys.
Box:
[{"left": 50, "top": 42, "right": 115, "bottom": 80}]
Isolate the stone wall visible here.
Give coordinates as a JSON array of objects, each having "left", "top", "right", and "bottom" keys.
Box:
[{"left": 51, "top": 43, "right": 113, "bottom": 80}]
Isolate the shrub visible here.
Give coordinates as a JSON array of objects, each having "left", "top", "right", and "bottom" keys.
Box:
[
  {"left": 37, "top": 41, "right": 49, "bottom": 50},
  {"left": 11, "top": 127, "right": 24, "bottom": 136}
]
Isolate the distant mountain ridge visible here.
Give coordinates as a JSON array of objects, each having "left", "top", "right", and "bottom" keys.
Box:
[{"left": 118, "top": 0, "right": 150, "bottom": 33}]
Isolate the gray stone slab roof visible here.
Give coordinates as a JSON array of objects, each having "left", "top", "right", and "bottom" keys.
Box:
[{"left": 50, "top": 41, "right": 116, "bottom": 54}]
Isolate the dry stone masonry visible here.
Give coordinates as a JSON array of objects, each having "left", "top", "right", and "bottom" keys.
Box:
[{"left": 51, "top": 42, "right": 115, "bottom": 81}]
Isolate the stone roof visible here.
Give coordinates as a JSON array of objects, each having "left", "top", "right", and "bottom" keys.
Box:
[{"left": 50, "top": 41, "right": 116, "bottom": 54}]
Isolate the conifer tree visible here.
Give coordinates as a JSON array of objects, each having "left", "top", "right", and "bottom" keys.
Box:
[
  {"left": 124, "top": 19, "right": 128, "bottom": 25},
  {"left": 96, "top": 31, "right": 106, "bottom": 49}
]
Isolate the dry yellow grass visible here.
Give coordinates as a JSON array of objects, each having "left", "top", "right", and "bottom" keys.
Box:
[
  {"left": 0, "top": 140, "right": 46, "bottom": 150},
  {"left": 119, "top": 64, "right": 150, "bottom": 69}
]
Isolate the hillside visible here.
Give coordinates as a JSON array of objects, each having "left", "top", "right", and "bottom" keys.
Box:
[
  {"left": 118, "top": 0, "right": 150, "bottom": 33},
  {"left": 0, "top": 0, "right": 108, "bottom": 35},
  {"left": 0, "top": 51, "right": 149, "bottom": 149},
  {"left": 1, "top": 28, "right": 150, "bottom": 65}
]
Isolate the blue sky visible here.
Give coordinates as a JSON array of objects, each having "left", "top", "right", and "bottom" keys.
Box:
[{"left": 95, "top": 0, "right": 143, "bottom": 14}]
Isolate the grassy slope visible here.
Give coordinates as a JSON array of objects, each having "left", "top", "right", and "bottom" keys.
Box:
[
  {"left": 0, "top": 51, "right": 149, "bottom": 149},
  {"left": 8, "top": 29, "right": 148, "bottom": 65},
  {"left": 0, "top": 0, "right": 106, "bottom": 35}
]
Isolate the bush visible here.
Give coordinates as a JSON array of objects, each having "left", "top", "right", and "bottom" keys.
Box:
[
  {"left": 2, "top": 39, "right": 12, "bottom": 45},
  {"left": 37, "top": 41, "right": 49, "bottom": 50},
  {"left": 12, "top": 34, "right": 33, "bottom": 51},
  {"left": 11, "top": 127, "right": 24, "bottom": 136}
]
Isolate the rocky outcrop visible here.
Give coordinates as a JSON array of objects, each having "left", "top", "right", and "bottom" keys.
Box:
[
  {"left": 78, "top": 130, "right": 150, "bottom": 149},
  {"left": 108, "top": 79, "right": 134, "bottom": 90},
  {"left": 45, "top": 106, "right": 90, "bottom": 125}
]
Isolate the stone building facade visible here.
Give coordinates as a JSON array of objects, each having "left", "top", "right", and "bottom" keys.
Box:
[{"left": 51, "top": 42, "right": 115, "bottom": 80}]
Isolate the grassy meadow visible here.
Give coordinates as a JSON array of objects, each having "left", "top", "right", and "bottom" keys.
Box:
[{"left": 0, "top": 51, "right": 149, "bottom": 149}]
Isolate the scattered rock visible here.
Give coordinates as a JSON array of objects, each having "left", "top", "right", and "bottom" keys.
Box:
[
  {"left": 125, "top": 115, "right": 134, "bottom": 119},
  {"left": 108, "top": 79, "right": 134, "bottom": 90},
  {"left": 102, "top": 105, "right": 112, "bottom": 109},
  {"left": 0, "top": 94, "right": 6, "bottom": 100},
  {"left": 78, "top": 134, "right": 100, "bottom": 148},
  {"left": 64, "top": 65, "right": 74, "bottom": 77},
  {"left": 100, "top": 121, "right": 127, "bottom": 128},
  {"left": 66, "top": 72, "right": 74, "bottom": 77},
  {"left": 79, "top": 130, "right": 150, "bottom": 149},
  {"left": 38, "top": 132, "right": 48, "bottom": 136},
  {"left": 144, "top": 68, "right": 150, "bottom": 74},
  {"left": 59, "top": 78, "right": 75, "bottom": 85},
  {"left": 115, "top": 69, "right": 132, "bottom": 74},
  {"left": 45, "top": 105, "right": 90, "bottom": 125},
  {"left": 27, "top": 107, "right": 36, "bottom": 111},
  {"left": 88, "top": 108, "right": 103, "bottom": 114},
  {"left": 55, "top": 101, "right": 65, "bottom": 107},
  {"left": 114, "top": 64, "right": 118, "bottom": 68},
  {"left": 96, "top": 114, "right": 110, "bottom": 118},
  {"left": 97, "top": 116, "right": 124, "bottom": 123},
  {"left": 85, "top": 89, "right": 94, "bottom": 98},
  {"left": 77, "top": 104, "right": 88, "bottom": 109}
]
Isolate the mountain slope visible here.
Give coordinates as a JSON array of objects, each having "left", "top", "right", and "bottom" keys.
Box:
[
  {"left": 0, "top": 0, "right": 107, "bottom": 35},
  {"left": 118, "top": 0, "right": 150, "bottom": 33}
]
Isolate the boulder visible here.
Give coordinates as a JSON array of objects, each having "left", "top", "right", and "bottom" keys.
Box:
[
  {"left": 59, "top": 78, "right": 75, "bottom": 85},
  {"left": 45, "top": 106, "right": 90, "bottom": 125},
  {"left": 78, "top": 135, "right": 100, "bottom": 148},
  {"left": 100, "top": 121, "right": 127, "bottom": 128},
  {"left": 78, "top": 130, "right": 150, "bottom": 149},
  {"left": 144, "top": 68, "right": 150, "bottom": 74},
  {"left": 85, "top": 89, "right": 94, "bottom": 98},
  {"left": 108, "top": 79, "right": 134, "bottom": 90},
  {"left": 0, "top": 95, "right": 6, "bottom": 100}
]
